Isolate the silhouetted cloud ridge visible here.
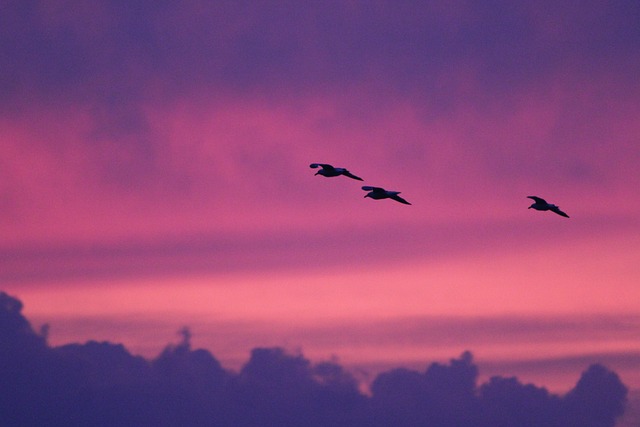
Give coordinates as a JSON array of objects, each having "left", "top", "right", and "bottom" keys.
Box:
[{"left": 0, "top": 292, "right": 629, "bottom": 426}]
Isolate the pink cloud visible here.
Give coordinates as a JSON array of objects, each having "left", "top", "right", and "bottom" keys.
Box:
[{"left": 2, "top": 67, "right": 639, "bottom": 284}]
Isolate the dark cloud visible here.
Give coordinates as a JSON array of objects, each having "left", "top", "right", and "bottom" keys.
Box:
[
  {"left": 563, "top": 364, "right": 628, "bottom": 427},
  {"left": 478, "top": 376, "right": 562, "bottom": 426},
  {"left": 0, "top": 291, "right": 631, "bottom": 426},
  {"left": 370, "top": 351, "right": 479, "bottom": 426},
  {"left": 2, "top": 0, "right": 638, "bottom": 106}
]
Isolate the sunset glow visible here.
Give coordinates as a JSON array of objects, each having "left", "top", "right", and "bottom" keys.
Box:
[{"left": 1, "top": 1, "right": 639, "bottom": 425}]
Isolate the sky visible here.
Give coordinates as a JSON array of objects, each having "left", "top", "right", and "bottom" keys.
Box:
[{"left": 1, "top": 0, "right": 640, "bottom": 405}]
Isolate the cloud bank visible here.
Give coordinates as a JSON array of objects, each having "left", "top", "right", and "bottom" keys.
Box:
[{"left": 0, "top": 291, "right": 630, "bottom": 426}]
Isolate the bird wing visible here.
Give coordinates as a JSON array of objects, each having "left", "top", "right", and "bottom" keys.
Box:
[
  {"left": 390, "top": 194, "right": 411, "bottom": 205},
  {"left": 362, "top": 186, "right": 385, "bottom": 193},
  {"left": 342, "top": 170, "right": 363, "bottom": 181},
  {"left": 310, "top": 163, "right": 335, "bottom": 170},
  {"left": 527, "top": 196, "right": 547, "bottom": 204},
  {"left": 550, "top": 206, "right": 569, "bottom": 218}
]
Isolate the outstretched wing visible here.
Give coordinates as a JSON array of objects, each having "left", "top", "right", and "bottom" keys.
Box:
[
  {"left": 362, "top": 186, "right": 385, "bottom": 193},
  {"left": 527, "top": 196, "right": 547, "bottom": 204},
  {"left": 550, "top": 206, "right": 569, "bottom": 218},
  {"left": 390, "top": 194, "right": 411, "bottom": 205},
  {"left": 342, "top": 170, "right": 363, "bottom": 181},
  {"left": 310, "top": 163, "right": 335, "bottom": 170}
]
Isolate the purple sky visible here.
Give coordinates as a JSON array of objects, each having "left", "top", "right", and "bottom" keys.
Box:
[{"left": 1, "top": 0, "right": 640, "bottom": 397}]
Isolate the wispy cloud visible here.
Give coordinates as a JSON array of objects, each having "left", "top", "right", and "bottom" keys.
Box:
[{"left": 2, "top": 215, "right": 637, "bottom": 284}]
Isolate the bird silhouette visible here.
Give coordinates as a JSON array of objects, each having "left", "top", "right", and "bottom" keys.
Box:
[
  {"left": 527, "top": 196, "right": 569, "bottom": 218},
  {"left": 362, "top": 186, "right": 411, "bottom": 205},
  {"left": 310, "top": 163, "right": 363, "bottom": 181}
]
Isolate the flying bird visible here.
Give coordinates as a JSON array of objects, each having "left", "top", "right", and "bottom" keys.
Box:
[
  {"left": 310, "top": 163, "right": 363, "bottom": 181},
  {"left": 362, "top": 186, "right": 411, "bottom": 205},
  {"left": 527, "top": 196, "right": 569, "bottom": 218}
]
